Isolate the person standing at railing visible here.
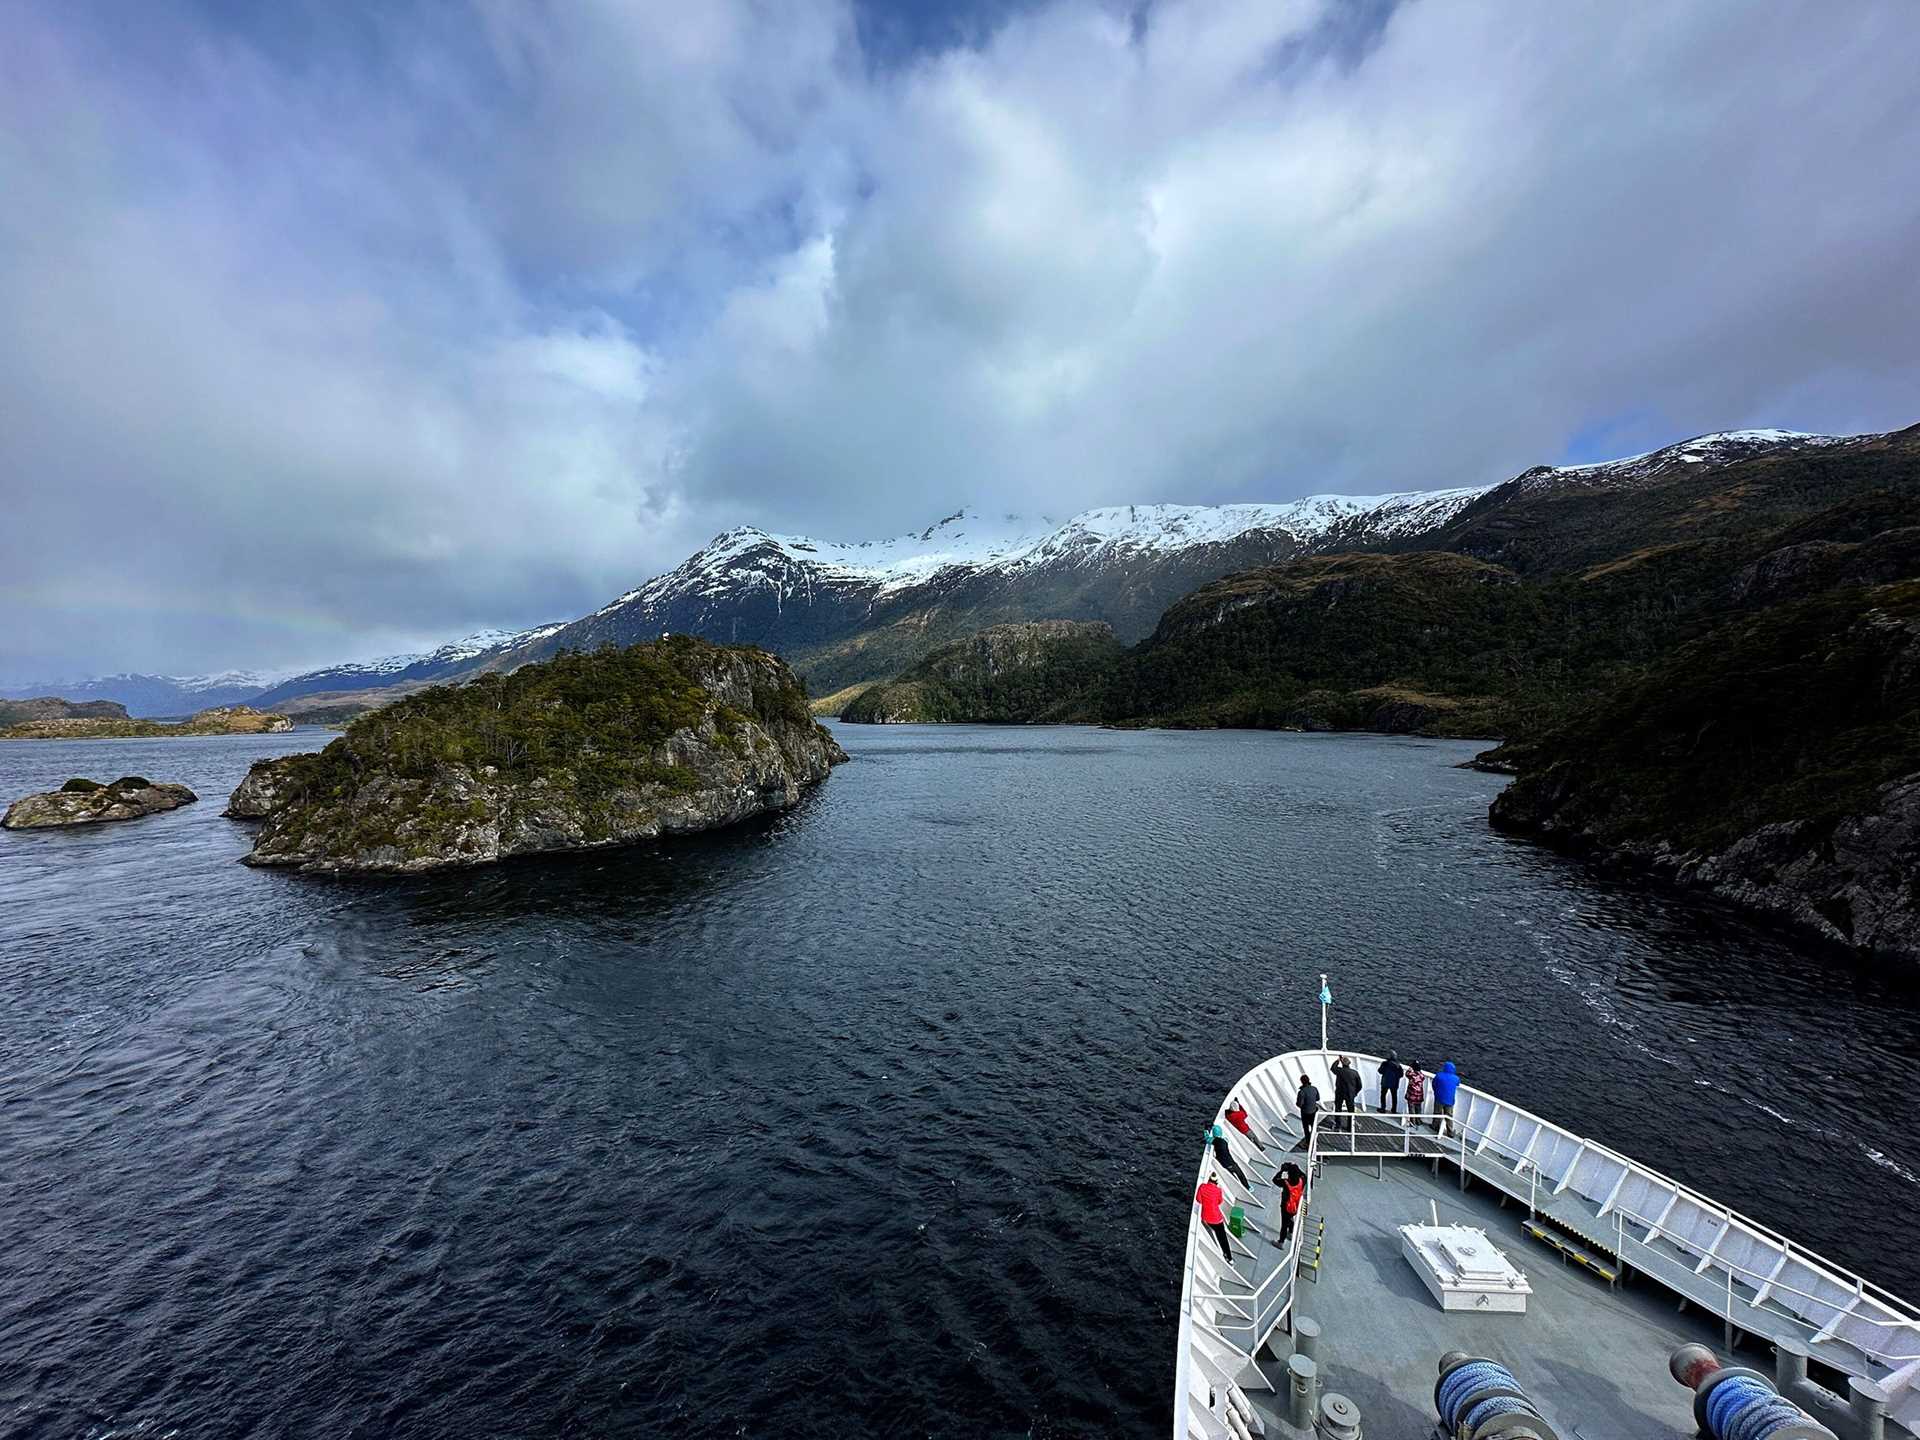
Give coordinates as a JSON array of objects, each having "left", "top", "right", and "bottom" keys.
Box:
[
  {"left": 1432, "top": 1060, "right": 1461, "bottom": 1137},
  {"left": 1196, "top": 1172, "right": 1235, "bottom": 1263},
  {"left": 1224, "top": 1097, "right": 1268, "bottom": 1156},
  {"left": 1332, "top": 1055, "right": 1363, "bottom": 1133},
  {"left": 1209, "top": 1124, "right": 1253, "bottom": 1189},
  {"left": 1378, "top": 1051, "right": 1405, "bottom": 1114},
  {"left": 1295, "top": 1073, "right": 1321, "bottom": 1147},
  {"left": 1276, "top": 1163, "right": 1307, "bottom": 1248},
  {"left": 1405, "top": 1061, "right": 1429, "bottom": 1127}
]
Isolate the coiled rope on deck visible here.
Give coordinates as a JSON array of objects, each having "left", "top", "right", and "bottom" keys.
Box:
[
  {"left": 1463, "top": 1395, "right": 1536, "bottom": 1432},
  {"left": 1438, "top": 1361, "right": 1518, "bottom": 1427},
  {"left": 1705, "top": 1375, "right": 1808, "bottom": 1440},
  {"left": 1435, "top": 1356, "right": 1556, "bottom": 1440}
]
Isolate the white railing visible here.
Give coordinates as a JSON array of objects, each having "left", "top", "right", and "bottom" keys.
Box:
[
  {"left": 1175, "top": 1049, "right": 1920, "bottom": 1440},
  {"left": 1321, "top": 1107, "right": 1920, "bottom": 1362},
  {"left": 1208, "top": 1122, "right": 1320, "bottom": 1365}
]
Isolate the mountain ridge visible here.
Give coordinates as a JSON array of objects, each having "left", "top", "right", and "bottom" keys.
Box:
[{"left": 11, "top": 427, "right": 1884, "bottom": 714}]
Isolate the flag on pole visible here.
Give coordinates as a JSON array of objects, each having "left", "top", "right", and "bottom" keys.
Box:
[{"left": 1320, "top": 983, "right": 1332, "bottom": 1006}]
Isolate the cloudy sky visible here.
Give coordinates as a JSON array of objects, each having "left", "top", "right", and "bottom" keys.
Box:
[{"left": 4, "top": 0, "right": 1919, "bottom": 682}]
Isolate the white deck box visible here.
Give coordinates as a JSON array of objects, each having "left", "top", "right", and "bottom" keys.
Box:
[{"left": 1399, "top": 1223, "right": 1532, "bottom": 1313}]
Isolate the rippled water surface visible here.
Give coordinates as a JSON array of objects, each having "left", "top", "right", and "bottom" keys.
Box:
[{"left": 2, "top": 724, "right": 1917, "bottom": 1438}]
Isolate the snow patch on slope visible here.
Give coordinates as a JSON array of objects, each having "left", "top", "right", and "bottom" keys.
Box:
[
  {"left": 616, "top": 488, "right": 1496, "bottom": 611},
  {"left": 1520, "top": 429, "right": 1860, "bottom": 493},
  {"left": 271, "top": 622, "right": 570, "bottom": 687}
]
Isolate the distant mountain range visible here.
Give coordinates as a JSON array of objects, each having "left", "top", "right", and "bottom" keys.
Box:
[
  {"left": 245, "top": 624, "right": 568, "bottom": 711},
  {"left": 3, "top": 428, "right": 1876, "bottom": 715},
  {"left": 0, "top": 670, "right": 285, "bottom": 718}
]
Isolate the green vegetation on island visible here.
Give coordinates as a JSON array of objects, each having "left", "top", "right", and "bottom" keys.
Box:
[
  {"left": 236, "top": 637, "right": 847, "bottom": 874},
  {"left": 0, "top": 704, "right": 294, "bottom": 740}
]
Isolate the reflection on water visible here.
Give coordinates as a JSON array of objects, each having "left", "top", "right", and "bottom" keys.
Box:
[{"left": 0, "top": 723, "right": 1914, "bottom": 1439}]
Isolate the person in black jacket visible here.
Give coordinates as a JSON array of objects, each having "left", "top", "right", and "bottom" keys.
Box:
[
  {"left": 1295, "top": 1074, "right": 1321, "bottom": 1148},
  {"left": 1378, "top": 1051, "right": 1405, "bottom": 1114},
  {"left": 1332, "top": 1055, "right": 1363, "bottom": 1132},
  {"left": 1209, "top": 1124, "right": 1252, "bottom": 1188}
]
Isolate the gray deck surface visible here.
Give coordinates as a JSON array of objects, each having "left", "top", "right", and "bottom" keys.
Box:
[{"left": 1243, "top": 1152, "right": 1727, "bottom": 1440}]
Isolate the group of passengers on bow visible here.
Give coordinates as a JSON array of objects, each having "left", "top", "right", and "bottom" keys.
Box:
[{"left": 1192, "top": 1053, "right": 1464, "bottom": 1269}]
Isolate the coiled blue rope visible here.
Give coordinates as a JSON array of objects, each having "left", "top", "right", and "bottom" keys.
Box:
[
  {"left": 1439, "top": 1362, "right": 1519, "bottom": 1428},
  {"left": 1705, "top": 1376, "right": 1807, "bottom": 1440},
  {"left": 1463, "top": 1395, "right": 1535, "bottom": 1433}
]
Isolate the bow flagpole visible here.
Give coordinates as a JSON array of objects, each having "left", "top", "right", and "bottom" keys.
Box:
[{"left": 1319, "top": 973, "right": 1331, "bottom": 1055}]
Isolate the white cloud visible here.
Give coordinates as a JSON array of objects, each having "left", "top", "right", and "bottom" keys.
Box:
[{"left": 3, "top": 0, "right": 1919, "bottom": 679}]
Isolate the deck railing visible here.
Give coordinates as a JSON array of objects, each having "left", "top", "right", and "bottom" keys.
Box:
[
  {"left": 1316, "top": 1103, "right": 1920, "bottom": 1364},
  {"left": 1207, "top": 1121, "right": 1320, "bottom": 1363}
]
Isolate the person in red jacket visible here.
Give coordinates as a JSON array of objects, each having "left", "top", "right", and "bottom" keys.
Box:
[
  {"left": 1275, "top": 1162, "right": 1307, "bottom": 1248},
  {"left": 1224, "top": 1097, "right": 1269, "bottom": 1156},
  {"left": 1195, "top": 1172, "right": 1234, "bottom": 1263}
]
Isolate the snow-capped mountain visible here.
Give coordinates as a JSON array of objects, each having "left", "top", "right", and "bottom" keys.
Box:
[
  {"left": 247, "top": 623, "right": 568, "bottom": 709},
  {"left": 502, "top": 486, "right": 1506, "bottom": 695},
  {"left": 1510, "top": 429, "right": 1860, "bottom": 494},
  {"left": 20, "top": 425, "right": 1875, "bottom": 715},
  {"left": 505, "top": 427, "right": 1873, "bottom": 695},
  {"left": 589, "top": 488, "right": 1491, "bottom": 624}
]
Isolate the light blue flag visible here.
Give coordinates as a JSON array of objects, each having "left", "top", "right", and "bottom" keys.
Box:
[{"left": 1319, "top": 984, "right": 1332, "bottom": 1006}]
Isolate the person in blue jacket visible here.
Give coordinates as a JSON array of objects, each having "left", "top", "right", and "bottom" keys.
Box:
[{"left": 1432, "top": 1060, "right": 1461, "bottom": 1137}]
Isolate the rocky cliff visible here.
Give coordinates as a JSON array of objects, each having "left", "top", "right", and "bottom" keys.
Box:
[
  {"left": 224, "top": 757, "right": 306, "bottom": 819},
  {"left": 239, "top": 638, "right": 847, "bottom": 875},
  {"left": 1487, "top": 582, "right": 1920, "bottom": 964},
  {"left": 841, "top": 621, "right": 1123, "bottom": 724},
  {"left": 3, "top": 776, "right": 198, "bottom": 829}
]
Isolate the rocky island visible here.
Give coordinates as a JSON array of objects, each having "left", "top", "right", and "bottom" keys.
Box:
[
  {"left": 0, "top": 703, "right": 294, "bottom": 740},
  {"left": 841, "top": 621, "right": 1123, "bottom": 724},
  {"left": 232, "top": 637, "right": 847, "bottom": 875},
  {"left": 3, "top": 776, "right": 198, "bottom": 829}
]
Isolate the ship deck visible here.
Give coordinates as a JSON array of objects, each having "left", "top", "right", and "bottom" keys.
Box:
[
  {"left": 1237, "top": 1150, "right": 1723, "bottom": 1439},
  {"left": 1180, "top": 1053, "right": 1920, "bottom": 1440}
]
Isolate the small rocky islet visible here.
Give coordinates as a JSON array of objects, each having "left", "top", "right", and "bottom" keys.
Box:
[
  {"left": 2, "top": 776, "right": 198, "bottom": 829},
  {"left": 225, "top": 637, "right": 847, "bottom": 875}
]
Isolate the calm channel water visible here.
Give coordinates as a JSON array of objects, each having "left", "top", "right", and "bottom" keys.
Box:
[{"left": 1, "top": 724, "right": 1916, "bottom": 1438}]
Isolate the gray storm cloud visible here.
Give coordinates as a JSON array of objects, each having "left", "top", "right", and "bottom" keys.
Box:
[{"left": 3, "top": 0, "right": 1918, "bottom": 681}]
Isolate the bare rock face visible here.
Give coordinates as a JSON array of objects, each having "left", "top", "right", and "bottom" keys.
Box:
[
  {"left": 1494, "top": 772, "right": 1920, "bottom": 964},
  {"left": 240, "top": 638, "right": 848, "bottom": 875},
  {"left": 1489, "top": 586, "right": 1920, "bottom": 966},
  {"left": 1668, "top": 776, "right": 1920, "bottom": 959},
  {"left": 225, "top": 757, "right": 305, "bottom": 819},
  {"left": 3, "top": 776, "right": 198, "bottom": 829}
]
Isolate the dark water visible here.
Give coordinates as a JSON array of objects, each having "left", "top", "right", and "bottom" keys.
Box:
[{"left": 2, "top": 725, "right": 1917, "bottom": 1439}]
